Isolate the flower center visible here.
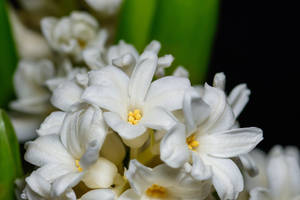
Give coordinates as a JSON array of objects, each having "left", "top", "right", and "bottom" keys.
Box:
[
  {"left": 128, "top": 109, "right": 142, "bottom": 125},
  {"left": 75, "top": 160, "right": 83, "bottom": 172},
  {"left": 186, "top": 134, "right": 199, "bottom": 151},
  {"left": 146, "top": 184, "right": 167, "bottom": 198},
  {"left": 77, "top": 39, "right": 87, "bottom": 49}
]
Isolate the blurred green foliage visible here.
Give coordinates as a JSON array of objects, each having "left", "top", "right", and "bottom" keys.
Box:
[
  {"left": 0, "top": 109, "right": 23, "bottom": 200},
  {"left": 116, "top": 0, "right": 219, "bottom": 84},
  {"left": 0, "top": 1, "right": 18, "bottom": 108}
]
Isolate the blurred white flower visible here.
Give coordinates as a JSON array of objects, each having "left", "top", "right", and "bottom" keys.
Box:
[
  {"left": 9, "top": 8, "right": 51, "bottom": 59},
  {"left": 160, "top": 74, "right": 263, "bottom": 200},
  {"left": 246, "top": 146, "right": 300, "bottom": 200},
  {"left": 119, "top": 160, "right": 211, "bottom": 200},
  {"left": 24, "top": 106, "right": 117, "bottom": 197},
  {"left": 41, "top": 11, "right": 107, "bottom": 61},
  {"left": 10, "top": 59, "right": 54, "bottom": 114},
  {"left": 82, "top": 49, "right": 190, "bottom": 147},
  {"left": 85, "top": 0, "right": 123, "bottom": 16},
  {"left": 9, "top": 59, "right": 55, "bottom": 142}
]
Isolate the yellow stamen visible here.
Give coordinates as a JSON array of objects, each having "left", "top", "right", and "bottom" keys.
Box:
[
  {"left": 75, "top": 160, "right": 83, "bottom": 172},
  {"left": 186, "top": 134, "right": 199, "bottom": 151},
  {"left": 77, "top": 39, "right": 87, "bottom": 49},
  {"left": 127, "top": 109, "right": 142, "bottom": 125},
  {"left": 146, "top": 184, "right": 167, "bottom": 198}
]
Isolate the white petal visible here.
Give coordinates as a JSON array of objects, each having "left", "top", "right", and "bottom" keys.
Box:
[
  {"left": 122, "top": 131, "right": 149, "bottom": 148},
  {"left": 112, "top": 53, "right": 136, "bottom": 70},
  {"left": 213, "top": 72, "right": 226, "bottom": 90},
  {"left": 103, "top": 112, "right": 146, "bottom": 140},
  {"left": 41, "top": 17, "right": 57, "bottom": 47},
  {"left": 249, "top": 187, "right": 271, "bottom": 200},
  {"left": 107, "top": 40, "right": 139, "bottom": 65},
  {"left": 10, "top": 114, "right": 41, "bottom": 142},
  {"left": 129, "top": 51, "right": 158, "bottom": 105},
  {"left": 79, "top": 140, "right": 102, "bottom": 169},
  {"left": 198, "top": 84, "right": 235, "bottom": 134},
  {"left": 141, "top": 107, "right": 177, "bottom": 131},
  {"left": 160, "top": 123, "right": 189, "bottom": 168},
  {"left": 266, "top": 146, "right": 299, "bottom": 198},
  {"left": 82, "top": 85, "right": 126, "bottom": 115},
  {"left": 25, "top": 171, "right": 51, "bottom": 197},
  {"left": 228, "top": 84, "right": 251, "bottom": 118},
  {"left": 238, "top": 154, "right": 259, "bottom": 177},
  {"left": 203, "top": 156, "right": 244, "bottom": 200},
  {"left": 145, "top": 76, "right": 191, "bottom": 111},
  {"left": 183, "top": 88, "right": 210, "bottom": 134},
  {"left": 83, "top": 48, "right": 105, "bottom": 69},
  {"left": 285, "top": 147, "right": 300, "bottom": 195},
  {"left": 118, "top": 189, "right": 140, "bottom": 200},
  {"left": 173, "top": 66, "right": 189, "bottom": 78},
  {"left": 37, "top": 111, "right": 66, "bottom": 136},
  {"left": 88, "top": 66, "right": 129, "bottom": 98},
  {"left": 80, "top": 189, "right": 115, "bottom": 200},
  {"left": 36, "top": 163, "right": 74, "bottom": 183},
  {"left": 100, "top": 132, "right": 126, "bottom": 166},
  {"left": 51, "top": 80, "right": 83, "bottom": 112},
  {"left": 144, "top": 40, "right": 161, "bottom": 54},
  {"left": 24, "top": 135, "right": 73, "bottom": 167},
  {"left": 191, "top": 152, "right": 212, "bottom": 181},
  {"left": 82, "top": 157, "right": 117, "bottom": 188},
  {"left": 51, "top": 172, "right": 83, "bottom": 197},
  {"left": 200, "top": 127, "right": 263, "bottom": 158},
  {"left": 125, "top": 160, "right": 152, "bottom": 195},
  {"left": 60, "top": 106, "right": 107, "bottom": 158}
]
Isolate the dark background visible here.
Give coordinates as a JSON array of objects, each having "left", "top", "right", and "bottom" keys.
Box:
[{"left": 208, "top": 1, "right": 299, "bottom": 151}]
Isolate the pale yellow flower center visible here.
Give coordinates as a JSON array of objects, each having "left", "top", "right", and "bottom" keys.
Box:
[
  {"left": 127, "top": 109, "right": 142, "bottom": 125},
  {"left": 146, "top": 184, "right": 167, "bottom": 198},
  {"left": 75, "top": 159, "right": 83, "bottom": 172},
  {"left": 186, "top": 134, "right": 199, "bottom": 151}
]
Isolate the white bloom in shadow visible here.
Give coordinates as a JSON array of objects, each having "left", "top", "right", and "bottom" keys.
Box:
[
  {"left": 82, "top": 49, "right": 190, "bottom": 148},
  {"left": 160, "top": 73, "right": 263, "bottom": 200},
  {"left": 247, "top": 146, "right": 300, "bottom": 200},
  {"left": 119, "top": 160, "right": 211, "bottom": 200},
  {"left": 21, "top": 171, "right": 116, "bottom": 200},
  {"left": 24, "top": 106, "right": 117, "bottom": 197}
]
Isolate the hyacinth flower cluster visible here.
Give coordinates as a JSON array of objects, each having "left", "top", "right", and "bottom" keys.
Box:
[{"left": 7, "top": 10, "right": 299, "bottom": 200}]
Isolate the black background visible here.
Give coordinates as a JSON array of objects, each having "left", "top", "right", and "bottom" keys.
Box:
[{"left": 208, "top": 1, "right": 299, "bottom": 151}]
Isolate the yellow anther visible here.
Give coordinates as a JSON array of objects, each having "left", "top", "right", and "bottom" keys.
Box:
[
  {"left": 75, "top": 160, "right": 83, "bottom": 172},
  {"left": 127, "top": 109, "right": 142, "bottom": 125},
  {"left": 146, "top": 184, "right": 167, "bottom": 198},
  {"left": 186, "top": 134, "right": 199, "bottom": 151}
]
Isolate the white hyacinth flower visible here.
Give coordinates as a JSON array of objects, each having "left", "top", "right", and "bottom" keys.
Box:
[
  {"left": 160, "top": 74, "right": 263, "bottom": 199},
  {"left": 119, "top": 160, "right": 211, "bottom": 200},
  {"left": 21, "top": 171, "right": 116, "bottom": 200},
  {"left": 83, "top": 40, "right": 174, "bottom": 78},
  {"left": 246, "top": 146, "right": 300, "bottom": 200},
  {"left": 82, "top": 49, "right": 190, "bottom": 147},
  {"left": 24, "top": 106, "right": 117, "bottom": 197},
  {"left": 41, "top": 11, "right": 107, "bottom": 61},
  {"left": 85, "top": 0, "right": 123, "bottom": 16}
]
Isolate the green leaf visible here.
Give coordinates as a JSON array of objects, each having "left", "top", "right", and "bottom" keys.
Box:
[
  {"left": 0, "top": 109, "right": 23, "bottom": 200},
  {"left": 150, "top": 0, "right": 219, "bottom": 84},
  {"left": 0, "top": 1, "right": 18, "bottom": 108},
  {"left": 116, "top": 0, "right": 158, "bottom": 51},
  {"left": 116, "top": 0, "right": 219, "bottom": 84}
]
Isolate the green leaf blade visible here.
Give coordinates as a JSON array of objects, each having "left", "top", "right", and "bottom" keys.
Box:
[
  {"left": 0, "top": 109, "right": 23, "bottom": 200},
  {"left": 0, "top": 1, "right": 18, "bottom": 108},
  {"left": 150, "top": 0, "right": 219, "bottom": 84}
]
